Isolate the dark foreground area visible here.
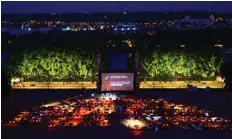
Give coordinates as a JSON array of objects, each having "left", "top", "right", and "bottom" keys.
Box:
[{"left": 2, "top": 90, "right": 232, "bottom": 139}]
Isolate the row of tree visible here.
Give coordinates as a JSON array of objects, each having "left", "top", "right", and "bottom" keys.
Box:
[
  {"left": 3, "top": 28, "right": 232, "bottom": 54},
  {"left": 8, "top": 49, "right": 97, "bottom": 81},
  {"left": 5, "top": 48, "right": 223, "bottom": 82},
  {"left": 141, "top": 51, "right": 222, "bottom": 81}
]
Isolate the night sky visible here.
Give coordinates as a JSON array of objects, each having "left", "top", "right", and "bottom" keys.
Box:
[{"left": 2, "top": 1, "right": 232, "bottom": 14}]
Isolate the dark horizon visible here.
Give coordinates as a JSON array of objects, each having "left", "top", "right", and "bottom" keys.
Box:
[{"left": 2, "top": 1, "right": 232, "bottom": 14}]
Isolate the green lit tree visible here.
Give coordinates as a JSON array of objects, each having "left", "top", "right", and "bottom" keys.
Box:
[
  {"left": 14, "top": 49, "right": 96, "bottom": 82},
  {"left": 141, "top": 51, "right": 222, "bottom": 81}
]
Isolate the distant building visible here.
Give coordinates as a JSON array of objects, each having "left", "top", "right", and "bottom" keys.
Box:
[
  {"left": 225, "top": 18, "right": 232, "bottom": 28},
  {"left": 175, "top": 15, "right": 215, "bottom": 30},
  {"left": 113, "top": 24, "right": 137, "bottom": 33}
]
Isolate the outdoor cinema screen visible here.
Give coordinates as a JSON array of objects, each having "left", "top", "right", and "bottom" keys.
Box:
[{"left": 101, "top": 73, "right": 134, "bottom": 91}]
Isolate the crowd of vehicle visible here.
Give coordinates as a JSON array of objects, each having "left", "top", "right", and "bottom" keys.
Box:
[{"left": 4, "top": 93, "right": 232, "bottom": 131}]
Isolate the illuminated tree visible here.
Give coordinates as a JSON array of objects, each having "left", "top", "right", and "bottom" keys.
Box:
[
  {"left": 14, "top": 49, "right": 96, "bottom": 82},
  {"left": 141, "top": 51, "right": 222, "bottom": 81}
]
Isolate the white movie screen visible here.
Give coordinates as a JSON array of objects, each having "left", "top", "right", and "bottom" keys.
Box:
[{"left": 101, "top": 73, "right": 134, "bottom": 91}]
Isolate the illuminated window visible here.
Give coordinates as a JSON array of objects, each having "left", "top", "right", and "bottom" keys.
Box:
[
  {"left": 100, "top": 25, "right": 104, "bottom": 30},
  {"left": 180, "top": 44, "right": 185, "bottom": 48},
  {"left": 214, "top": 44, "right": 223, "bottom": 48}
]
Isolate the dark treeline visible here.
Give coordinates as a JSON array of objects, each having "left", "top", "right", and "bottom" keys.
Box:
[
  {"left": 2, "top": 28, "right": 232, "bottom": 55},
  {"left": 221, "top": 61, "right": 232, "bottom": 91},
  {"left": 1, "top": 70, "right": 11, "bottom": 98},
  {"left": 2, "top": 11, "right": 232, "bottom": 22}
]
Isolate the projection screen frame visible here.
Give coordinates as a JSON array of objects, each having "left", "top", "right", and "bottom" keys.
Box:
[{"left": 100, "top": 72, "right": 135, "bottom": 92}]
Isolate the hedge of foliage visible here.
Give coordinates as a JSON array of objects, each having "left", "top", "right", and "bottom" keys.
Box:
[
  {"left": 8, "top": 49, "right": 97, "bottom": 81},
  {"left": 141, "top": 51, "right": 222, "bottom": 81},
  {"left": 5, "top": 48, "right": 223, "bottom": 82}
]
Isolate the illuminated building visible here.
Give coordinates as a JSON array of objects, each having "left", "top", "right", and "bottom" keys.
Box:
[
  {"left": 114, "top": 24, "right": 137, "bottom": 33},
  {"left": 215, "top": 44, "right": 223, "bottom": 48},
  {"left": 175, "top": 15, "right": 215, "bottom": 30}
]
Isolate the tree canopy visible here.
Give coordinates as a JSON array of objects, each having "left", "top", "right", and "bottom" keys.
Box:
[
  {"left": 141, "top": 51, "right": 222, "bottom": 81},
  {"left": 6, "top": 49, "right": 97, "bottom": 82}
]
